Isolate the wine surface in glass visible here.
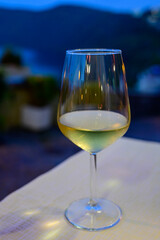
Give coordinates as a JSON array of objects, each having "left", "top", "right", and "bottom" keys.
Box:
[{"left": 58, "top": 110, "right": 129, "bottom": 153}]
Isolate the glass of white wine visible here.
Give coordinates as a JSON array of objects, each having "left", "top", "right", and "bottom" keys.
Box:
[{"left": 57, "top": 49, "right": 131, "bottom": 231}]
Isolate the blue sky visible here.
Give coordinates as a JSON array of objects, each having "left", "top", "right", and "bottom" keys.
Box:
[{"left": 0, "top": 0, "right": 159, "bottom": 13}]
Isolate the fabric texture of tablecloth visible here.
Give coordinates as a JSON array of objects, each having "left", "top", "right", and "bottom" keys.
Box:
[{"left": 0, "top": 138, "right": 160, "bottom": 239}]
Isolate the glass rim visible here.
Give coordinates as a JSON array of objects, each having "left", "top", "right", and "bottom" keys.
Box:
[{"left": 66, "top": 48, "right": 122, "bottom": 55}]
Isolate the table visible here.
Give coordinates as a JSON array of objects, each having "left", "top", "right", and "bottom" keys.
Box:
[{"left": 0, "top": 138, "right": 160, "bottom": 240}]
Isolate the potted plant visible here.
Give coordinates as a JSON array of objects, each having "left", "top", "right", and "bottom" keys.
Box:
[
  {"left": 0, "top": 70, "right": 19, "bottom": 131},
  {"left": 21, "top": 75, "right": 59, "bottom": 131}
]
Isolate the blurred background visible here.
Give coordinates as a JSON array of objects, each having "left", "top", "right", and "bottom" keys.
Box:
[{"left": 0, "top": 0, "right": 159, "bottom": 200}]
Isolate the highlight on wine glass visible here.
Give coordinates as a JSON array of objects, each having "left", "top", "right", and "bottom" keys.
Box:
[{"left": 57, "top": 49, "right": 131, "bottom": 231}]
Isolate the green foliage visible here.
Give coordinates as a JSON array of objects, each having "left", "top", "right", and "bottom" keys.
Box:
[
  {"left": 0, "top": 71, "right": 13, "bottom": 130},
  {"left": 26, "top": 75, "right": 59, "bottom": 107},
  {"left": 0, "top": 70, "right": 8, "bottom": 102}
]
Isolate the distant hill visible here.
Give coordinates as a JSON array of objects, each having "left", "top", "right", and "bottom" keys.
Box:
[{"left": 0, "top": 5, "right": 160, "bottom": 87}]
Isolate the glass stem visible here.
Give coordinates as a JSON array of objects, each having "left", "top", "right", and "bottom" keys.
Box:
[{"left": 90, "top": 153, "right": 97, "bottom": 206}]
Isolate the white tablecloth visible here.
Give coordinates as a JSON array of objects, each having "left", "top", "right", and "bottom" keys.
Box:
[{"left": 0, "top": 138, "right": 160, "bottom": 240}]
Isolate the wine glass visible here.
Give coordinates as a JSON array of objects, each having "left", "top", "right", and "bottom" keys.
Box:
[{"left": 57, "top": 49, "right": 131, "bottom": 231}]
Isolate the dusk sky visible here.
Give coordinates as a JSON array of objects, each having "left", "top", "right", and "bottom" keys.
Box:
[{"left": 0, "top": 0, "right": 159, "bottom": 13}]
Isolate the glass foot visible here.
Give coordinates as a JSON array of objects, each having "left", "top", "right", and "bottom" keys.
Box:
[{"left": 65, "top": 198, "right": 122, "bottom": 231}]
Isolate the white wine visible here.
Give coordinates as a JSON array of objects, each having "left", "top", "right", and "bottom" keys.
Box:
[{"left": 58, "top": 110, "right": 129, "bottom": 153}]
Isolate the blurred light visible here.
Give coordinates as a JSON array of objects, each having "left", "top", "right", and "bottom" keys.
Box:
[
  {"left": 98, "top": 104, "right": 103, "bottom": 109},
  {"left": 97, "top": 210, "right": 102, "bottom": 213},
  {"left": 23, "top": 209, "right": 40, "bottom": 216},
  {"left": 106, "top": 179, "right": 121, "bottom": 188},
  {"left": 86, "top": 64, "right": 91, "bottom": 74},
  {"left": 101, "top": 179, "right": 121, "bottom": 191},
  {"left": 43, "top": 229, "right": 61, "bottom": 240},
  {"left": 112, "top": 123, "right": 121, "bottom": 128},
  {"left": 64, "top": 70, "right": 66, "bottom": 79},
  {"left": 42, "top": 220, "right": 60, "bottom": 229},
  {"left": 122, "top": 62, "right": 126, "bottom": 74}
]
